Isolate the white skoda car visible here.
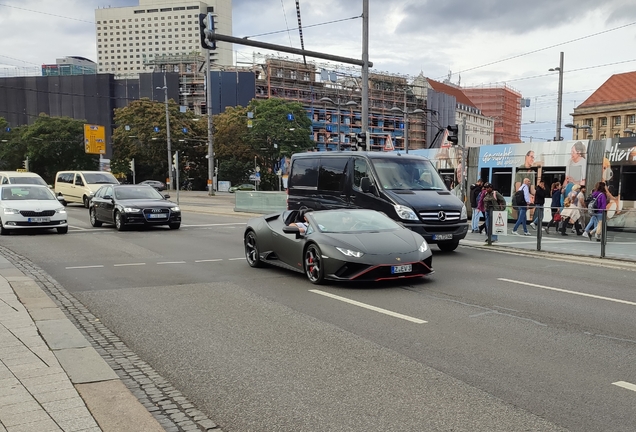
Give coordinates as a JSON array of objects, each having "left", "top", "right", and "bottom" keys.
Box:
[{"left": 0, "top": 185, "right": 68, "bottom": 235}]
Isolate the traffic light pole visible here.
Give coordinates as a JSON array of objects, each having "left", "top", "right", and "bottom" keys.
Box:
[
  {"left": 174, "top": 151, "right": 180, "bottom": 205},
  {"left": 206, "top": 49, "right": 215, "bottom": 196},
  {"left": 460, "top": 116, "right": 467, "bottom": 203}
]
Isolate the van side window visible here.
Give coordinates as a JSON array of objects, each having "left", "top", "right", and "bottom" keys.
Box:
[
  {"left": 290, "top": 158, "right": 319, "bottom": 189},
  {"left": 75, "top": 174, "right": 84, "bottom": 186},
  {"left": 1, "top": 176, "right": 8, "bottom": 184},
  {"left": 353, "top": 158, "right": 371, "bottom": 190},
  {"left": 318, "top": 157, "right": 348, "bottom": 192}
]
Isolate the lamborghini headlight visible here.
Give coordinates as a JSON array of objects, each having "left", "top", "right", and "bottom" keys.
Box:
[
  {"left": 336, "top": 247, "right": 364, "bottom": 258},
  {"left": 419, "top": 241, "right": 428, "bottom": 253}
]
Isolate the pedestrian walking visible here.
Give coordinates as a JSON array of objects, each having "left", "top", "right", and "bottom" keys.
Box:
[
  {"left": 559, "top": 197, "right": 583, "bottom": 236},
  {"left": 512, "top": 178, "right": 532, "bottom": 236},
  {"left": 530, "top": 180, "right": 547, "bottom": 229},
  {"left": 544, "top": 181, "right": 563, "bottom": 234},
  {"left": 469, "top": 178, "right": 484, "bottom": 233},
  {"left": 482, "top": 182, "right": 506, "bottom": 243},
  {"left": 477, "top": 187, "right": 487, "bottom": 234},
  {"left": 582, "top": 181, "right": 608, "bottom": 241}
]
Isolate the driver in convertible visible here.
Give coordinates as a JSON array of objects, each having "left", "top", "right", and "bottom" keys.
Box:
[{"left": 289, "top": 208, "right": 312, "bottom": 234}]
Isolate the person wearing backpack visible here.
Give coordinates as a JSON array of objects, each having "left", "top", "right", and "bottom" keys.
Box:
[
  {"left": 582, "top": 181, "right": 607, "bottom": 241},
  {"left": 512, "top": 178, "right": 532, "bottom": 236},
  {"left": 530, "top": 180, "right": 547, "bottom": 230},
  {"left": 469, "top": 178, "right": 484, "bottom": 233}
]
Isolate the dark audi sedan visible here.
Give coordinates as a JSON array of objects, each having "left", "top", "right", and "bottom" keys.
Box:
[{"left": 89, "top": 184, "right": 181, "bottom": 231}]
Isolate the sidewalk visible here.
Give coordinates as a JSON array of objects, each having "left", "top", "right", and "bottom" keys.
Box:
[{"left": 0, "top": 256, "right": 164, "bottom": 432}]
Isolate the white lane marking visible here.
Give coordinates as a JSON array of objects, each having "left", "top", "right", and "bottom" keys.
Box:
[
  {"left": 114, "top": 263, "right": 146, "bottom": 267},
  {"left": 181, "top": 223, "right": 246, "bottom": 227},
  {"left": 68, "top": 228, "right": 109, "bottom": 233},
  {"left": 613, "top": 381, "right": 636, "bottom": 392},
  {"left": 499, "top": 278, "right": 636, "bottom": 306},
  {"left": 309, "top": 289, "right": 427, "bottom": 324},
  {"left": 228, "top": 258, "right": 245, "bottom": 261},
  {"left": 157, "top": 261, "right": 187, "bottom": 265},
  {"left": 68, "top": 225, "right": 88, "bottom": 230},
  {"left": 66, "top": 265, "right": 104, "bottom": 270},
  {"left": 195, "top": 259, "right": 223, "bottom": 263}
]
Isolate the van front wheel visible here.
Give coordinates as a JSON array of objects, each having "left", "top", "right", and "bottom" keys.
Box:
[
  {"left": 83, "top": 196, "right": 91, "bottom": 208},
  {"left": 437, "top": 241, "right": 459, "bottom": 252}
]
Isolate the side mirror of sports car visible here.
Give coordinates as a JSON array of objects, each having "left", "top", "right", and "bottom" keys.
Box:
[{"left": 283, "top": 225, "right": 301, "bottom": 236}]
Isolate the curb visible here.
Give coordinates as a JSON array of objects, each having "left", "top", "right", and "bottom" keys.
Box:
[{"left": 0, "top": 257, "right": 164, "bottom": 432}]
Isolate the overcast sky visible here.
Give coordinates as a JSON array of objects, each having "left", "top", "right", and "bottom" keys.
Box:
[{"left": 1, "top": 0, "right": 635, "bottom": 141}]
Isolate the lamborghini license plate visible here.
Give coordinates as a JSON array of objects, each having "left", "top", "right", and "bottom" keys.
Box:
[{"left": 391, "top": 264, "right": 412, "bottom": 274}]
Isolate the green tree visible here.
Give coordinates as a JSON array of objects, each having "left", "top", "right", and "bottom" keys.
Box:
[
  {"left": 22, "top": 115, "right": 99, "bottom": 184},
  {"left": 245, "top": 98, "right": 313, "bottom": 190},
  {"left": 218, "top": 157, "right": 253, "bottom": 187},
  {"left": 112, "top": 98, "right": 207, "bottom": 188},
  {"left": 0, "top": 118, "right": 27, "bottom": 171}
]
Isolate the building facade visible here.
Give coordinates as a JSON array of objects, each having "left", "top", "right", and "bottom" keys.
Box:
[
  {"left": 94, "top": 0, "right": 232, "bottom": 77},
  {"left": 571, "top": 71, "right": 636, "bottom": 141},
  {"left": 463, "top": 84, "right": 522, "bottom": 145},
  {"left": 41, "top": 57, "right": 97, "bottom": 76}
]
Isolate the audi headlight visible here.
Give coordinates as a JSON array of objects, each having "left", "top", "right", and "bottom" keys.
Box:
[
  {"left": 460, "top": 205, "right": 468, "bottom": 220},
  {"left": 336, "top": 247, "right": 364, "bottom": 258},
  {"left": 419, "top": 241, "right": 428, "bottom": 253},
  {"left": 170, "top": 206, "right": 180, "bottom": 212},
  {"left": 394, "top": 204, "right": 418, "bottom": 221},
  {"left": 123, "top": 207, "right": 142, "bottom": 213},
  {"left": 3, "top": 208, "right": 20, "bottom": 215},
  {"left": 55, "top": 207, "right": 66, "bottom": 214}
]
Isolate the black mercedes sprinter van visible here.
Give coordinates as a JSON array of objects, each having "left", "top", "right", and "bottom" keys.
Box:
[{"left": 287, "top": 151, "right": 468, "bottom": 251}]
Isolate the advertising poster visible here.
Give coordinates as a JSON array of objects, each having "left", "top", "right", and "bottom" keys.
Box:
[{"left": 603, "top": 137, "right": 636, "bottom": 228}]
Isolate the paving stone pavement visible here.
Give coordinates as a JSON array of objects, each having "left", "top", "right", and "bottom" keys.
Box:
[{"left": 0, "top": 247, "right": 223, "bottom": 432}]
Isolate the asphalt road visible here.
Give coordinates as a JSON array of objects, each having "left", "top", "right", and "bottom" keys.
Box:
[{"left": 2, "top": 204, "right": 635, "bottom": 431}]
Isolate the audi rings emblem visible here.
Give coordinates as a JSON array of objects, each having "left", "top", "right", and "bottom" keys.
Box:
[
  {"left": 437, "top": 211, "right": 447, "bottom": 221},
  {"left": 152, "top": 209, "right": 162, "bottom": 213}
]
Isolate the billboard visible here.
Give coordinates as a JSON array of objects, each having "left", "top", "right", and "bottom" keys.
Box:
[{"left": 84, "top": 124, "right": 106, "bottom": 155}]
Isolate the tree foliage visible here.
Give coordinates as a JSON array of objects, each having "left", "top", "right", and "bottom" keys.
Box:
[
  {"left": 0, "top": 115, "right": 99, "bottom": 184},
  {"left": 112, "top": 98, "right": 208, "bottom": 188}
]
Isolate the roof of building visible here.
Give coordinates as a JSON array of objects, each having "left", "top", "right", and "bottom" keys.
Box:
[
  {"left": 578, "top": 71, "right": 636, "bottom": 108},
  {"left": 426, "top": 78, "right": 477, "bottom": 108}
]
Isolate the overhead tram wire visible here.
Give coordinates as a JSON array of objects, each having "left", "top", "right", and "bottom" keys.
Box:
[
  {"left": 243, "top": 16, "right": 360, "bottom": 40},
  {"left": 439, "top": 19, "right": 636, "bottom": 81},
  {"left": 279, "top": 0, "right": 294, "bottom": 48}
]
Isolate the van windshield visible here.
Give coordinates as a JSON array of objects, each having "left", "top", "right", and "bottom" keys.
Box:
[
  {"left": 371, "top": 158, "right": 447, "bottom": 191},
  {"left": 83, "top": 173, "right": 119, "bottom": 184}
]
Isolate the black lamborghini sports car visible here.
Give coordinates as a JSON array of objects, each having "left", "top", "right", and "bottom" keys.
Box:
[{"left": 243, "top": 208, "right": 434, "bottom": 284}]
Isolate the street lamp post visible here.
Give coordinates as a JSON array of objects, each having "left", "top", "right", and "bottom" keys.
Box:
[
  {"left": 549, "top": 52, "right": 564, "bottom": 141},
  {"left": 390, "top": 107, "right": 425, "bottom": 153},
  {"left": 623, "top": 128, "right": 635, "bottom": 137},
  {"left": 319, "top": 97, "right": 357, "bottom": 151},
  {"left": 156, "top": 74, "right": 173, "bottom": 190},
  {"left": 565, "top": 123, "right": 593, "bottom": 139}
]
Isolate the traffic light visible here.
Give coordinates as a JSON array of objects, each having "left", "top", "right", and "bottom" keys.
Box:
[
  {"left": 129, "top": 158, "right": 135, "bottom": 173},
  {"left": 22, "top": 157, "right": 29, "bottom": 171},
  {"left": 198, "top": 13, "right": 216, "bottom": 50},
  {"left": 447, "top": 125, "right": 459, "bottom": 145},
  {"left": 172, "top": 153, "right": 177, "bottom": 168},
  {"left": 356, "top": 132, "right": 367, "bottom": 143}
]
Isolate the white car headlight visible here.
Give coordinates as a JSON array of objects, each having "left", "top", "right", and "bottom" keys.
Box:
[
  {"left": 123, "top": 207, "right": 142, "bottom": 213},
  {"left": 394, "top": 204, "right": 418, "bottom": 221},
  {"left": 419, "top": 241, "right": 428, "bottom": 253},
  {"left": 170, "top": 206, "right": 180, "bottom": 212},
  {"left": 336, "top": 247, "right": 364, "bottom": 258},
  {"left": 3, "top": 208, "right": 20, "bottom": 215},
  {"left": 461, "top": 205, "right": 468, "bottom": 220},
  {"left": 55, "top": 207, "right": 66, "bottom": 214}
]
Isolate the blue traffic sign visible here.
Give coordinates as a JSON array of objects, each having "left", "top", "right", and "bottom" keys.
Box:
[
  {"left": 326, "top": 125, "right": 332, "bottom": 132},
  {"left": 5, "top": 127, "right": 10, "bottom": 132},
  {"left": 182, "top": 127, "right": 188, "bottom": 134},
  {"left": 154, "top": 126, "right": 160, "bottom": 133},
  {"left": 287, "top": 113, "right": 294, "bottom": 121}
]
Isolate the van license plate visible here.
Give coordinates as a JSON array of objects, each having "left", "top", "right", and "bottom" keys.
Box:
[
  {"left": 28, "top": 217, "right": 50, "bottom": 223},
  {"left": 433, "top": 234, "right": 453, "bottom": 240},
  {"left": 391, "top": 264, "right": 412, "bottom": 274}
]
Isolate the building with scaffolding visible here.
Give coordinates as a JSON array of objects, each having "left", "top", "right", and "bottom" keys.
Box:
[
  {"left": 252, "top": 55, "right": 432, "bottom": 151},
  {"left": 462, "top": 84, "right": 522, "bottom": 144}
]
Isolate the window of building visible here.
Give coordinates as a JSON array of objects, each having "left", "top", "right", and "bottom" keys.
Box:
[
  {"left": 629, "top": 114, "right": 635, "bottom": 124},
  {"left": 585, "top": 118, "right": 593, "bottom": 127},
  {"left": 614, "top": 116, "right": 621, "bottom": 126},
  {"left": 601, "top": 117, "right": 608, "bottom": 126}
]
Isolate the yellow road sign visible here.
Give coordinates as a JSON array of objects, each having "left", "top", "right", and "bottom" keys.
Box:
[{"left": 84, "top": 124, "right": 106, "bottom": 155}]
